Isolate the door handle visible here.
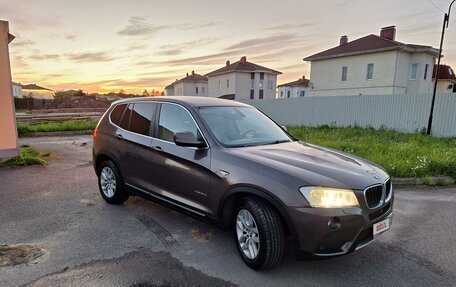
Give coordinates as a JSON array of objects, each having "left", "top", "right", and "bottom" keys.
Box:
[
  {"left": 116, "top": 133, "right": 123, "bottom": 140},
  {"left": 151, "top": 146, "right": 163, "bottom": 152}
]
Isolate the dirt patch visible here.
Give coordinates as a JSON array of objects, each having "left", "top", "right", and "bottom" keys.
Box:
[
  {"left": 190, "top": 228, "right": 214, "bottom": 243},
  {"left": 0, "top": 244, "right": 44, "bottom": 267}
]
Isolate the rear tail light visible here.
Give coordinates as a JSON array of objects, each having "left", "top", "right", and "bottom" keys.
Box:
[{"left": 93, "top": 127, "right": 99, "bottom": 140}]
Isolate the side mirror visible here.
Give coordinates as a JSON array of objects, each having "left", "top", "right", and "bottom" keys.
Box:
[
  {"left": 174, "top": 132, "right": 206, "bottom": 149},
  {"left": 281, "top": 125, "right": 288, "bottom": 131}
]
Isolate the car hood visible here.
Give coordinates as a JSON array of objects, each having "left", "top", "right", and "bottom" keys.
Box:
[{"left": 230, "top": 141, "right": 388, "bottom": 190}]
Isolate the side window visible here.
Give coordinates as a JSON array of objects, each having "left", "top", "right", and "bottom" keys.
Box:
[
  {"left": 119, "top": 103, "right": 133, "bottom": 130},
  {"left": 158, "top": 104, "right": 199, "bottom": 142},
  {"left": 110, "top": 104, "right": 127, "bottom": 126},
  {"left": 129, "top": 102, "right": 157, "bottom": 136}
]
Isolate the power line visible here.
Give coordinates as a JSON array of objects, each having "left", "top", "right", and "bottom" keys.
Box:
[{"left": 428, "top": 0, "right": 456, "bottom": 21}]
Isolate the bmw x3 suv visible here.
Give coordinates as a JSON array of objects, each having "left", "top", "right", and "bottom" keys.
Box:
[{"left": 93, "top": 96, "right": 393, "bottom": 270}]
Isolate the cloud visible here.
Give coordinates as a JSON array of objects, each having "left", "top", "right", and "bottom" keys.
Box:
[
  {"left": 225, "top": 34, "right": 295, "bottom": 50},
  {"left": 29, "top": 53, "right": 61, "bottom": 61},
  {"left": 157, "top": 37, "right": 218, "bottom": 56},
  {"left": 176, "top": 21, "right": 222, "bottom": 30},
  {"left": 266, "top": 22, "right": 315, "bottom": 31},
  {"left": 66, "top": 51, "right": 114, "bottom": 63},
  {"left": 65, "top": 34, "right": 77, "bottom": 41},
  {"left": 10, "top": 36, "right": 36, "bottom": 48},
  {"left": 117, "top": 16, "right": 168, "bottom": 36}
]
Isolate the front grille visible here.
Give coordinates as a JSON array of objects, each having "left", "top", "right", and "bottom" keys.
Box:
[
  {"left": 385, "top": 179, "right": 392, "bottom": 199},
  {"left": 369, "top": 202, "right": 391, "bottom": 220},
  {"left": 365, "top": 185, "right": 383, "bottom": 208}
]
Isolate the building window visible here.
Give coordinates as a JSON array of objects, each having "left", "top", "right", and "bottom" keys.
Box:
[
  {"left": 250, "top": 89, "right": 254, "bottom": 99},
  {"left": 287, "top": 91, "right": 290, "bottom": 98},
  {"left": 227, "top": 79, "right": 229, "bottom": 89},
  {"left": 259, "top": 90, "right": 264, "bottom": 99},
  {"left": 196, "top": 87, "right": 198, "bottom": 94},
  {"left": 300, "top": 91, "right": 305, "bottom": 97},
  {"left": 366, "top": 63, "right": 374, "bottom": 80},
  {"left": 341, "top": 66, "right": 348, "bottom": 82},
  {"left": 260, "top": 73, "right": 264, "bottom": 80},
  {"left": 280, "top": 91, "right": 283, "bottom": 97},
  {"left": 202, "top": 87, "right": 205, "bottom": 93},
  {"left": 267, "top": 80, "right": 274, "bottom": 89},
  {"left": 410, "top": 63, "right": 418, "bottom": 80},
  {"left": 424, "top": 64, "right": 429, "bottom": 80},
  {"left": 251, "top": 73, "right": 255, "bottom": 79}
]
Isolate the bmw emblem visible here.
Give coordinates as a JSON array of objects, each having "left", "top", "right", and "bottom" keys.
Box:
[{"left": 373, "top": 175, "right": 380, "bottom": 180}]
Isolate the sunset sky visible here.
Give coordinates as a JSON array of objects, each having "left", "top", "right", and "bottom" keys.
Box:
[{"left": 1, "top": 0, "right": 456, "bottom": 94}]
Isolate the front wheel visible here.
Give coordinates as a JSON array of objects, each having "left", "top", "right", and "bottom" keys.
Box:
[
  {"left": 97, "top": 160, "right": 128, "bottom": 204},
  {"left": 234, "top": 198, "right": 285, "bottom": 270}
]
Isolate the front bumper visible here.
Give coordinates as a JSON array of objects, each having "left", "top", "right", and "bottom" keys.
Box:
[{"left": 288, "top": 197, "right": 393, "bottom": 257}]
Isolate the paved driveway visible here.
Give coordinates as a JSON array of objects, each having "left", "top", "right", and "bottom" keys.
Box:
[{"left": 0, "top": 135, "right": 455, "bottom": 287}]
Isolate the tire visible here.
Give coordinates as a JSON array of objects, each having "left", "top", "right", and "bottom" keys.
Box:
[
  {"left": 234, "top": 197, "right": 285, "bottom": 270},
  {"left": 97, "top": 160, "right": 129, "bottom": 204}
]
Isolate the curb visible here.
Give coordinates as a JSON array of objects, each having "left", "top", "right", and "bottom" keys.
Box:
[
  {"left": 392, "top": 176, "right": 455, "bottom": 186},
  {"left": 20, "top": 130, "right": 93, "bottom": 138}
]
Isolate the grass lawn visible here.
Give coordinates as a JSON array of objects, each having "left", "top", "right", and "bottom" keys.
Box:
[
  {"left": 0, "top": 146, "right": 47, "bottom": 168},
  {"left": 17, "top": 119, "right": 97, "bottom": 137},
  {"left": 288, "top": 126, "right": 456, "bottom": 179}
]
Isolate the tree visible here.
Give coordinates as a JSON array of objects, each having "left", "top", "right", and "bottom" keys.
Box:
[{"left": 142, "top": 89, "right": 150, "bottom": 97}]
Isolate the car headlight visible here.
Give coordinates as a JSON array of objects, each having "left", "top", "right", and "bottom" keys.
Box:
[{"left": 299, "top": 186, "right": 359, "bottom": 208}]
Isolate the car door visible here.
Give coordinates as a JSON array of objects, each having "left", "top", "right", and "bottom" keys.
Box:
[
  {"left": 111, "top": 102, "right": 158, "bottom": 191},
  {"left": 148, "top": 102, "right": 212, "bottom": 214}
]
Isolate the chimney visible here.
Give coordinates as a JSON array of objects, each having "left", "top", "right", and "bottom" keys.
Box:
[
  {"left": 192, "top": 70, "right": 195, "bottom": 75},
  {"left": 226, "top": 60, "right": 230, "bottom": 66},
  {"left": 380, "top": 26, "right": 396, "bottom": 41},
  {"left": 186, "top": 73, "right": 189, "bottom": 77},
  {"left": 240, "top": 56, "right": 247, "bottom": 64},
  {"left": 302, "top": 75, "right": 306, "bottom": 80},
  {"left": 339, "top": 35, "right": 348, "bottom": 46}
]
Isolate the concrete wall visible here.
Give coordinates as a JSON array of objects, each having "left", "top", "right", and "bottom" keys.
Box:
[
  {"left": 173, "top": 81, "right": 208, "bottom": 97},
  {"left": 436, "top": 80, "right": 456, "bottom": 93},
  {"left": 241, "top": 93, "right": 456, "bottom": 137},
  {"left": 0, "top": 20, "right": 18, "bottom": 160},
  {"left": 309, "top": 51, "right": 435, "bottom": 96},
  {"left": 278, "top": 86, "right": 309, "bottom": 98}
]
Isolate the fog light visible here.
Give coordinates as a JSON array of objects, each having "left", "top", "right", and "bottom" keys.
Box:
[{"left": 328, "top": 217, "right": 341, "bottom": 230}]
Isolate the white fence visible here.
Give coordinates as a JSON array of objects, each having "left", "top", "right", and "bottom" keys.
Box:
[{"left": 241, "top": 93, "right": 456, "bottom": 137}]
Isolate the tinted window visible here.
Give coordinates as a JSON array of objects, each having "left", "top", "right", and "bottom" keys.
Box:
[
  {"left": 110, "top": 104, "right": 126, "bottom": 126},
  {"left": 158, "top": 104, "right": 199, "bottom": 142},
  {"left": 129, "top": 102, "right": 157, "bottom": 136},
  {"left": 119, "top": 104, "right": 133, "bottom": 130}
]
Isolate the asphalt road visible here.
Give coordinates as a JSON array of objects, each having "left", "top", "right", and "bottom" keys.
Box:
[{"left": 0, "top": 135, "right": 455, "bottom": 287}]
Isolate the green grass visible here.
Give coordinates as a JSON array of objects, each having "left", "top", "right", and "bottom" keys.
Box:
[
  {"left": 17, "top": 119, "right": 97, "bottom": 137},
  {"left": 0, "top": 147, "right": 47, "bottom": 168},
  {"left": 287, "top": 126, "right": 456, "bottom": 178}
]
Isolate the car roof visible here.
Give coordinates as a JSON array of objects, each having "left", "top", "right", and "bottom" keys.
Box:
[{"left": 112, "top": 96, "right": 252, "bottom": 108}]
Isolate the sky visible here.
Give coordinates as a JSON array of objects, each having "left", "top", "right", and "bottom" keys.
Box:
[{"left": 1, "top": 0, "right": 456, "bottom": 94}]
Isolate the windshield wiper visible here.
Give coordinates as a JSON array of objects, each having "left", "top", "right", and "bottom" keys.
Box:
[{"left": 261, "top": 139, "right": 292, "bottom": 145}]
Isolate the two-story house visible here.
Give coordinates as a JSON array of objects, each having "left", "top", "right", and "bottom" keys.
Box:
[
  {"left": 303, "top": 26, "right": 439, "bottom": 96},
  {"left": 434, "top": 64, "right": 456, "bottom": 93},
  {"left": 164, "top": 71, "right": 208, "bottom": 97},
  {"left": 277, "top": 76, "right": 310, "bottom": 98},
  {"left": 205, "top": 56, "right": 281, "bottom": 100}
]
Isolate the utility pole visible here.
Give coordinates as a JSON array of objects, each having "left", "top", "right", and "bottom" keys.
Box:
[{"left": 427, "top": 0, "right": 455, "bottom": 135}]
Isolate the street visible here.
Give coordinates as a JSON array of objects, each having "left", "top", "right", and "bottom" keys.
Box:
[{"left": 0, "top": 135, "right": 455, "bottom": 287}]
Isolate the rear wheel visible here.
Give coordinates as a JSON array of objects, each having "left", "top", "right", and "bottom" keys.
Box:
[
  {"left": 97, "top": 160, "right": 128, "bottom": 204},
  {"left": 234, "top": 197, "right": 285, "bottom": 270}
]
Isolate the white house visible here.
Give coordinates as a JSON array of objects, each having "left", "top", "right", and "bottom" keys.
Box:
[
  {"left": 277, "top": 76, "right": 310, "bottom": 98},
  {"left": 164, "top": 71, "right": 208, "bottom": 97},
  {"left": 21, "top": 84, "right": 54, "bottom": 99},
  {"left": 303, "top": 26, "right": 439, "bottom": 96},
  {"left": 434, "top": 64, "right": 456, "bottom": 93},
  {"left": 205, "top": 56, "right": 281, "bottom": 100},
  {"left": 12, "top": 81, "right": 22, "bottom": 98}
]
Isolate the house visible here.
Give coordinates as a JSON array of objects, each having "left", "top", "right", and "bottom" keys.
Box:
[
  {"left": 277, "top": 76, "right": 310, "bottom": 98},
  {"left": 165, "top": 71, "right": 208, "bottom": 97},
  {"left": 12, "top": 81, "right": 22, "bottom": 98},
  {"left": 0, "top": 20, "right": 18, "bottom": 160},
  {"left": 433, "top": 64, "right": 456, "bottom": 93},
  {"left": 303, "top": 26, "right": 439, "bottom": 96},
  {"left": 205, "top": 56, "right": 281, "bottom": 100},
  {"left": 21, "top": 83, "right": 54, "bottom": 99}
]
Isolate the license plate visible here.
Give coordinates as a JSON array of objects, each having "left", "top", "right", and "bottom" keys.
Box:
[{"left": 373, "top": 216, "right": 392, "bottom": 236}]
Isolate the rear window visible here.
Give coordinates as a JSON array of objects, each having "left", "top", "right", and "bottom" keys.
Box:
[
  {"left": 119, "top": 104, "right": 133, "bottom": 130},
  {"left": 129, "top": 102, "right": 157, "bottom": 136},
  {"left": 110, "top": 104, "right": 126, "bottom": 126}
]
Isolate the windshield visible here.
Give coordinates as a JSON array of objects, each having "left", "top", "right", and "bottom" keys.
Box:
[{"left": 198, "top": 106, "right": 292, "bottom": 147}]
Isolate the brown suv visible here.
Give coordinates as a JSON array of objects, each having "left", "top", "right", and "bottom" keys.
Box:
[{"left": 93, "top": 96, "right": 393, "bottom": 270}]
